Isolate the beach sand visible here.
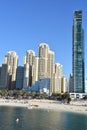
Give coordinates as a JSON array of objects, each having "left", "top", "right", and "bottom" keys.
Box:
[{"left": 0, "top": 98, "right": 87, "bottom": 114}]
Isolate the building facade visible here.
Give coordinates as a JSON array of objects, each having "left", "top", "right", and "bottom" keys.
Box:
[
  {"left": 72, "top": 10, "right": 85, "bottom": 93},
  {"left": 38, "top": 43, "right": 55, "bottom": 94},
  {"left": 51, "top": 63, "right": 64, "bottom": 93},
  {"left": 38, "top": 43, "right": 54, "bottom": 79},
  {"left": 23, "top": 50, "right": 38, "bottom": 89},
  {"left": 61, "top": 76, "right": 66, "bottom": 93},
  {"left": 69, "top": 73, "right": 73, "bottom": 92},
  {"left": 38, "top": 43, "right": 50, "bottom": 79},
  {"left": 0, "top": 64, "right": 10, "bottom": 89},
  {"left": 16, "top": 66, "right": 24, "bottom": 90},
  {"left": 32, "top": 56, "right": 39, "bottom": 84},
  {"left": 4, "top": 51, "right": 18, "bottom": 89},
  {"left": 85, "top": 79, "right": 87, "bottom": 93}
]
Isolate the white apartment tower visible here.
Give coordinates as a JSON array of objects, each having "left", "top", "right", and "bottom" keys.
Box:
[{"left": 4, "top": 51, "right": 18, "bottom": 89}]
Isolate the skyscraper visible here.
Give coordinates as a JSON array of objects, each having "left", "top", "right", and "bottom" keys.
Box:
[
  {"left": 23, "top": 50, "right": 38, "bottom": 89},
  {"left": 72, "top": 10, "right": 85, "bottom": 93},
  {"left": 38, "top": 43, "right": 49, "bottom": 79},
  {"left": 69, "top": 73, "right": 73, "bottom": 92},
  {"left": 32, "top": 56, "right": 39, "bottom": 84},
  {"left": 38, "top": 43, "right": 55, "bottom": 95},
  {"left": 38, "top": 43, "right": 54, "bottom": 79},
  {"left": 4, "top": 51, "right": 18, "bottom": 89},
  {"left": 51, "top": 63, "right": 63, "bottom": 93},
  {"left": 61, "top": 76, "right": 66, "bottom": 93},
  {"left": 0, "top": 64, "right": 10, "bottom": 89},
  {"left": 16, "top": 66, "right": 24, "bottom": 90}
]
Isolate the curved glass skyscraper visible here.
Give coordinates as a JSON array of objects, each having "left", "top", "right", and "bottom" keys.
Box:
[{"left": 72, "top": 10, "right": 85, "bottom": 93}]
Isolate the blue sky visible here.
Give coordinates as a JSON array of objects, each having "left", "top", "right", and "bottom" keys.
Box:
[{"left": 0, "top": 0, "right": 87, "bottom": 79}]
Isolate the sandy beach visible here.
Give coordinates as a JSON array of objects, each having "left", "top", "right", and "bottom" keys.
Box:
[{"left": 0, "top": 98, "right": 87, "bottom": 114}]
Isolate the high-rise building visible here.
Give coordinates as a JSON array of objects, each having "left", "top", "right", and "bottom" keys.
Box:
[
  {"left": 85, "top": 79, "right": 87, "bottom": 93},
  {"left": 0, "top": 64, "right": 10, "bottom": 89},
  {"left": 23, "top": 50, "right": 37, "bottom": 88},
  {"left": 72, "top": 10, "right": 85, "bottom": 93},
  {"left": 38, "top": 43, "right": 49, "bottom": 79},
  {"left": 32, "top": 56, "right": 39, "bottom": 84},
  {"left": 69, "top": 73, "right": 73, "bottom": 92},
  {"left": 61, "top": 76, "right": 66, "bottom": 93},
  {"left": 23, "top": 63, "right": 29, "bottom": 89},
  {"left": 51, "top": 63, "right": 63, "bottom": 93},
  {"left": 47, "top": 50, "right": 55, "bottom": 78},
  {"left": 38, "top": 43, "right": 55, "bottom": 95},
  {"left": 38, "top": 43, "right": 54, "bottom": 79},
  {"left": 24, "top": 50, "right": 35, "bottom": 65},
  {"left": 4, "top": 51, "right": 18, "bottom": 89},
  {"left": 16, "top": 66, "right": 24, "bottom": 90}
]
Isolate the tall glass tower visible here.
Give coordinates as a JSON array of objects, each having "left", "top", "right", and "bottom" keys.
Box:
[{"left": 72, "top": 10, "right": 85, "bottom": 93}]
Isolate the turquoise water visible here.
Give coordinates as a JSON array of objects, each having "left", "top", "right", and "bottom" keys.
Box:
[{"left": 0, "top": 106, "right": 87, "bottom": 130}]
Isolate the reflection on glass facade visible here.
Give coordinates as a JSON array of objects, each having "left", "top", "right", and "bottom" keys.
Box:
[
  {"left": 72, "top": 10, "right": 85, "bottom": 93},
  {"left": 85, "top": 80, "right": 87, "bottom": 93}
]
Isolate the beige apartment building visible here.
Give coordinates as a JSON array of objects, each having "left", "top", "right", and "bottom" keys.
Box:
[
  {"left": 4, "top": 51, "right": 18, "bottom": 89},
  {"left": 38, "top": 43, "right": 54, "bottom": 79},
  {"left": 23, "top": 50, "right": 39, "bottom": 88}
]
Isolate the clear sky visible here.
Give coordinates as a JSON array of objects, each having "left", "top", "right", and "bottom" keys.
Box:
[{"left": 0, "top": 0, "right": 87, "bottom": 79}]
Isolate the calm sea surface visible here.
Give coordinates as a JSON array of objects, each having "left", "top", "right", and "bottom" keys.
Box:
[{"left": 0, "top": 106, "right": 87, "bottom": 130}]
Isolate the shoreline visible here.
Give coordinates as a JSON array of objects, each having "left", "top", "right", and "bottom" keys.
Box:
[{"left": 0, "top": 99, "right": 87, "bottom": 114}]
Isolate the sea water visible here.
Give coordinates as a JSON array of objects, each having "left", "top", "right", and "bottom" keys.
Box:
[{"left": 0, "top": 106, "right": 87, "bottom": 130}]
